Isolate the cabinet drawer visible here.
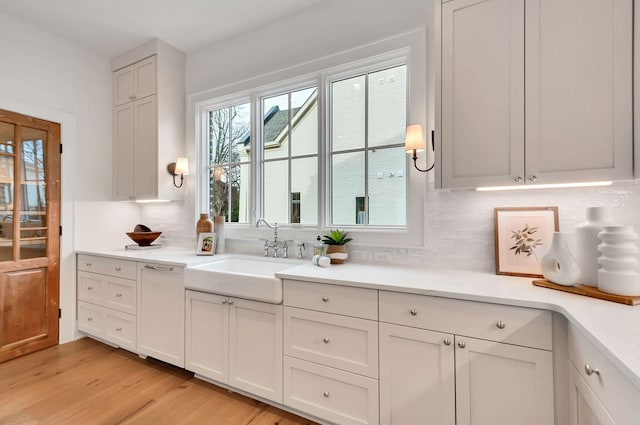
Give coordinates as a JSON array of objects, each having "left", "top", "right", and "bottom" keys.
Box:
[
  {"left": 568, "top": 325, "right": 640, "bottom": 425},
  {"left": 78, "top": 271, "right": 136, "bottom": 315},
  {"left": 283, "top": 280, "right": 378, "bottom": 320},
  {"left": 379, "top": 291, "right": 552, "bottom": 350},
  {"left": 78, "top": 301, "right": 137, "bottom": 352},
  {"left": 284, "top": 357, "right": 379, "bottom": 425},
  {"left": 77, "top": 271, "right": 104, "bottom": 304},
  {"left": 78, "top": 254, "right": 137, "bottom": 280},
  {"left": 284, "top": 307, "right": 378, "bottom": 378}
]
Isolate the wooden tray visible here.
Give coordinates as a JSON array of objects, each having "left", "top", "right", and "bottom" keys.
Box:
[{"left": 532, "top": 279, "right": 640, "bottom": 306}]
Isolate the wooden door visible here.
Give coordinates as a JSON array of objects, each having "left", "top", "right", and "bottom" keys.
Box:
[
  {"left": 228, "top": 297, "right": 283, "bottom": 403},
  {"left": 441, "top": 0, "right": 525, "bottom": 188},
  {"left": 455, "top": 336, "right": 554, "bottom": 425},
  {"left": 0, "top": 109, "right": 60, "bottom": 362},
  {"left": 379, "top": 323, "right": 455, "bottom": 425},
  {"left": 525, "top": 0, "right": 632, "bottom": 184}
]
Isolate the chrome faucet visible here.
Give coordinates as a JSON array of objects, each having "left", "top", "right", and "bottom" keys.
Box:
[{"left": 257, "top": 218, "right": 279, "bottom": 257}]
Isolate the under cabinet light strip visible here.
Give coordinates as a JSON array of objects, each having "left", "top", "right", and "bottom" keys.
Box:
[{"left": 476, "top": 181, "right": 613, "bottom": 192}]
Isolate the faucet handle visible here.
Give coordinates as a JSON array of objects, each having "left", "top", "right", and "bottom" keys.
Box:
[{"left": 296, "top": 241, "right": 306, "bottom": 259}]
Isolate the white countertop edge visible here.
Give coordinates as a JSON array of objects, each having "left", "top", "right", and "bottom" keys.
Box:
[{"left": 73, "top": 249, "right": 640, "bottom": 389}]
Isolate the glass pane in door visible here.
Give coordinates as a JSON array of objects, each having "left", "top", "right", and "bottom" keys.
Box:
[
  {"left": 20, "top": 127, "right": 47, "bottom": 259},
  {"left": 0, "top": 122, "right": 14, "bottom": 261}
]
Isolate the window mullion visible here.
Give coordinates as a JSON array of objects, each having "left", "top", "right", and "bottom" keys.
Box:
[
  {"left": 288, "top": 92, "right": 292, "bottom": 225},
  {"left": 363, "top": 72, "right": 370, "bottom": 225}
]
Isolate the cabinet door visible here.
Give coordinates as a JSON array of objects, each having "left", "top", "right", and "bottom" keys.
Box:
[
  {"left": 185, "top": 290, "right": 229, "bottom": 383},
  {"left": 134, "top": 56, "right": 156, "bottom": 100},
  {"left": 441, "top": 0, "right": 525, "bottom": 188},
  {"left": 379, "top": 323, "right": 455, "bottom": 425},
  {"left": 525, "top": 0, "right": 632, "bottom": 184},
  {"left": 113, "top": 102, "right": 135, "bottom": 200},
  {"left": 133, "top": 95, "right": 157, "bottom": 200},
  {"left": 455, "top": 336, "right": 554, "bottom": 425},
  {"left": 137, "top": 264, "right": 184, "bottom": 368},
  {"left": 228, "top": 298, "right": 283, "bottom": 403},
  {"left": 113, "top": 64, "right": 134, "bottom": 106},
  {"left": 568, "top": 364, "right": 616, "bottom": 425}
]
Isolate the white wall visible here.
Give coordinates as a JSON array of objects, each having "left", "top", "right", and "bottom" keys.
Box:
[{"left": 0, "top": 11, "right": 138, "bottom": 343}]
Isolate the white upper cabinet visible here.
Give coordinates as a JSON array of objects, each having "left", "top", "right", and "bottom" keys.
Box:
[
  {"left": 111, "top": 39, "right": 186, "bottom": 201},
  {"left": 113, "top": 56, "right": 156, "bottom": 106},
  {"left": 438, "top": 0, "right": 633, "bottom": 189}
]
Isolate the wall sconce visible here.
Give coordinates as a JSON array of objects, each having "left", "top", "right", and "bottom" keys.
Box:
[
  {"left": 405, "top": 124, "right": 434, "bottom": 173},
  {"left": 213, "top": 165, "right": 225, "bottom": 181},
  {"left": 167, "top": 157, "right": 188, "bottom": 188}
]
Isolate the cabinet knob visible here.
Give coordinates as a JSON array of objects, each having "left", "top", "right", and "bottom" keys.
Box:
[
  {"left": 115, "top": 266, "right": 121, "bottom": 272},
  {"left": 410, "top": 308, "right": 418, "bottom": 316},
  {"left": 322, "top": 296, "right": 329, "bottom": 303},
  {"left": 514, "top": 176, "right": 523, "bottom": 183},
  {"left": 221, "top": 299, "right": 227, "bottom": 304},
  {"left": 496, "top": 321, "right": 506, "bottom": 329},
  {"left": 228, "top": 300, "right": 234, "bottom": 305},
  {"left": 116, "top": 293, "right": 122, "bottom": 298},
  {"left": 528, "top": 175, "right": 538, "bottom": 182},
  {"left": 443, "top": 339, "right": 452, "bottom": 346},
  {"left": 87, "top": 286, "right": 93, "bottom": 290},
  {"left": 116, "top": 327, "right": 122, "bottom": 332},
  {"left": 323, "top": 338, "right": 330, "bottom": 344},
  {"left": 323, "top": 391, "right": 330, "bottom": 398},
  {"left": 457, "top": 341, "right": 466, "bottom": 349},
  {"left": 585, "top": 364, "right": 600, "bottom": 377}
]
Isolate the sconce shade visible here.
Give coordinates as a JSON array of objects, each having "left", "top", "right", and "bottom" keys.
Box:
[
  {"left": 174, "top": 157, "right": 189, "bottom": 176},
  {"left": 405, "top": 125, "right": 425, "bottom": 153},
  {"left": 213, "top": 166, "right": 225, "bottom": 181}
]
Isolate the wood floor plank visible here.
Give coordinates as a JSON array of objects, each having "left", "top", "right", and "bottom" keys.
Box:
[{"left": 0, "top": 338, "right": 319, "bottom": 425}]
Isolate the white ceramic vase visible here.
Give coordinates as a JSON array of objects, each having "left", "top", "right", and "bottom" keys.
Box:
[
  {"left": 597, "top": 226, "right": 640, "bottom": 296},
  {"left": 214, "top": 216, "right": 226, "bottom": 254},
  {"left": 540, "top": 232, "right": 581, "bottom": 286},
  {"left": 575, "top": 207, "right": 613, "bottom": 286}
]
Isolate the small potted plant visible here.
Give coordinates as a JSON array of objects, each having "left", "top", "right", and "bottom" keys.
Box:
[{"left": 322, "top": 229, "right": 352, "bottom": 264}]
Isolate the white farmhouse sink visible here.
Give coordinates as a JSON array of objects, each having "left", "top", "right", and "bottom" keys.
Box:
[{"left": 185, "top": 256, "right": 301, "bottom": 303}]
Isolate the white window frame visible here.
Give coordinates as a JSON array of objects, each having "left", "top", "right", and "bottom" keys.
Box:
[{"left": 194, "top": 47, "right": 426, "bottom": 247}]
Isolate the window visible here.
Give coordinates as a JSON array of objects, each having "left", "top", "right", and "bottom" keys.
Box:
[
  {"left": 207, "top": 102, "right": 251, "bottom": 223},
  {"left": 330, "top": 65, "right": 407, "bottom": 226},
  {"left": 201, "top": 56, "right": 409, "bottom": 231},
  {"left": 261, "top": 87, "right": 318, "bottom": 225}
]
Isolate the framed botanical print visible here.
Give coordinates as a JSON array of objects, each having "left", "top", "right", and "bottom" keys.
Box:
[
  {"left": 494, "top": 207, "right": 559, "bottom": 277},
  {"left": 196, "top": 232, "right": 216, "bottom": 256}
]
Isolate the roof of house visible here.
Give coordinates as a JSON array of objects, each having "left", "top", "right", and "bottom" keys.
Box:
[{"left": 241, "top": 105, "right": 301, "bottom": 147}]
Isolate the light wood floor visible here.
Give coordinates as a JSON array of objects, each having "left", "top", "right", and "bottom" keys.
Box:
[{"left": 0, "top": 338, "right": 318, "bottom": 425}]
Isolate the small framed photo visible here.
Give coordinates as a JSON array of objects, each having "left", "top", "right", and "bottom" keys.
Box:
[
  {"left": 494, "top": 207, "right": 559, "bottom": 277},
  {"left": 196, "top": 232, "right": 216, "bottom": 256}
]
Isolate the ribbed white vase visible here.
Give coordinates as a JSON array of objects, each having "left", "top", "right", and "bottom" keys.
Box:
[
  {"left": 575, "top": 207, "right": 613, "bottom": 286},
  {"left": 540, "top": 232, "right": 581, "bottom": 286},
  {"left": 597, "top": 226, "right": 640, "bottom": 296}
]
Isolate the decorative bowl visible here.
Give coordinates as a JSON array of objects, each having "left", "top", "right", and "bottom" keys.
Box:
[{"left": 126, "top": 231, "right": 162, "bottom": 246}]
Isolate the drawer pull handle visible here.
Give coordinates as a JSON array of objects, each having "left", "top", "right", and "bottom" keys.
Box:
[
  {"left": 443, "top": 339, "right": 451, "bottom": 346},
  {"left": 143, "top": 264, "right": 174, "bottom": 272},
  {"left": 457, "top": 341, "right": 466, "bottom": 349},
  {"left": 585, "top": 364, "right": 600, "bottom": 377},
  {"left": 116, "top": 293, "right": 122, "bottom": 298},
  {"left": 115, "top": 266, "right": 122, "bottom": 271},
  {"left": 322, "top": 296, "right": 329, "bottom": 302},
  {"left": 87, "top": 317, "right": 93, "bottom": 322},
  {"left": 87, "top": 286, "right": 93, "bottom": 290},
  {"left": 86, "top": 262, "right": 92, "bottom": 267},
  {"left": 323, "top": 338, "right": 330, "bottom": 344},
  {"left": 323, "top": 391, "right": 330, "bottom": 398},
  {"left": 410, "top": 308, "right": 418, "bottom": 316},
  {"left": 496, "top": 321, "right": 506, "bottom": 329},
  {"left": 116, "top": 327, "right": 122, "bottom": 332}
]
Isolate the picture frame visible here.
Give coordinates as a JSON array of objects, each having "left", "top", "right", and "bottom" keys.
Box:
[
  {"left": 494, "top": 207, "right": 559, "bottom": 277},
  {"left": 196, "top": 232, "right": 216, "bottom": 256}
]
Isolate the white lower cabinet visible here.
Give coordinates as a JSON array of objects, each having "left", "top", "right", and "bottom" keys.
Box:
[
  {"left": 138, "top": 263, "right": 185, "bottom": 368},
  {"left": 379, "top": 290, "right": 554, "bottom": 425},
  {"left": 185, "top": 290, "right": 283, "bottom": 404},
  {"left": 568, "top": 325, "right": 640, "bottom": 425},
  {"left": 455, "top": 336, "right": 554, "bottom": 425},
  {"left": 379, "top": 323, "right": 455, "bottom": 425}
]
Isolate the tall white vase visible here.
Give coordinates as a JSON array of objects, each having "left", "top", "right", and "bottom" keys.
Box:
[
  {"left": 540, "top": 232, "right": 581, "bottom": 286},
  {"left": 575, "top": 207, "right": 613, "bottom": 286},
  {"left": 597, "top": 226, "right": 640, "bottom": 296}
]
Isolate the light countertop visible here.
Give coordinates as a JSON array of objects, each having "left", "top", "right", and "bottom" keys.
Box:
[{"left": 76, "top": 248, "right": 640, "bottom": 389}]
